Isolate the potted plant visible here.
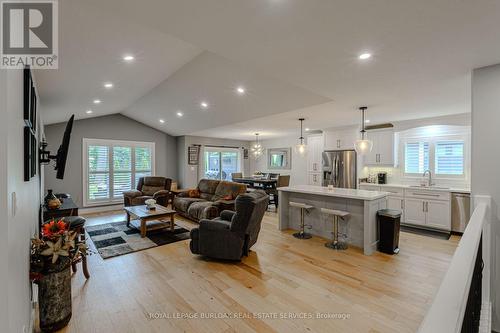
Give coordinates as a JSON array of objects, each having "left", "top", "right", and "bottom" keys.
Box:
[{"left": 30, "top": 219, "right": 88, "bottom": 332}]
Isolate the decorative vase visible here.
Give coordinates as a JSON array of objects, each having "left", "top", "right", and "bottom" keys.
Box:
[
  {"left": 38, "top": 258, "right": 72, "bottom": 332},
  {"left": 44, "top": 190, "right": 61, "bottom": 210}
]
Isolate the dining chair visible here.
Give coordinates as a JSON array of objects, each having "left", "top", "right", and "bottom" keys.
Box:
[{"left": 268, "top": 175, "right": 290, "bottom": 209}]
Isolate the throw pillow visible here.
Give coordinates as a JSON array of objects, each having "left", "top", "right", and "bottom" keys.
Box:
[{"left": 188, "top": 189, "right": 201, "bottom": 198}]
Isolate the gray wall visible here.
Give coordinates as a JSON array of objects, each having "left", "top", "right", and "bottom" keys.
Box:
[
  {"left": 472, "top": 64, "right": 500, "bottom": 331},
  {"left": 177, "top": 135, "right": 251, "bottom": 188},
  {"left": 44, "top": 114, "right": 177, "bottom": 207}
]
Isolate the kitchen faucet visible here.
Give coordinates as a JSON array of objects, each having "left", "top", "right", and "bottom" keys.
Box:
[{"left": 422, "top": 169, "right": 434, "bottom": 187}]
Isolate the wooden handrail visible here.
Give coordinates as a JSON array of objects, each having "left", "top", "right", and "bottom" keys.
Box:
[{"left": 418, "top": 203, "right": 488, "bottom": 333}]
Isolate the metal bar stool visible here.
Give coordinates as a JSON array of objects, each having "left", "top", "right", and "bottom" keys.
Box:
[
  {"left": 289, "top": 201, "right": 314, "bottom": 239},
  {"left": 321, "top": 208, "right": 350, "bottom": 250}
]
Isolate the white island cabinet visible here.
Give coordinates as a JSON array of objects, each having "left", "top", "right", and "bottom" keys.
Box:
[{"left": 278, "top": 185, "right": 388, "bottom": 255}]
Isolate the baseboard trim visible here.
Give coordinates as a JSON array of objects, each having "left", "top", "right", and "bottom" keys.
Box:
[{"left": 79, "top": 204, "right": 124, "bottom": 214}]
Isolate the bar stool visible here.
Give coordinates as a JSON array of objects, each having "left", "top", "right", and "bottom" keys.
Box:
[
  {"left": 321, "top": 208, "right": 350, "bottom": 250},
  {"left": 289, "top": 201, "right": 314, "bottom": 239}
]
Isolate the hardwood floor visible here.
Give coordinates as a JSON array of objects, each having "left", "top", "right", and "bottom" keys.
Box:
[{"left": 57, "top": 209, "right": 459, "bottom": 333}]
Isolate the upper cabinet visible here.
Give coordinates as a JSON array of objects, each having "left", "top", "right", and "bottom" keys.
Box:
[
  {"left": 307, "top": 135, "right": 323, "bottom": 173},
  {"left": 324, "top": 127, "right": 358, "bottom": 151},
  {"left": 364, "top": 129, "right": 395, "bottom": 166}
]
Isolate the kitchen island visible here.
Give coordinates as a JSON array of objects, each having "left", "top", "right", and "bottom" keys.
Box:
[{"left": 278, "top": 185, "right": 389, "bottom": 255}]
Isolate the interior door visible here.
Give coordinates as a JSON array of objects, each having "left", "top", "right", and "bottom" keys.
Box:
[{"left": 404, "top": 198, "right": 426, "bottom": 226}]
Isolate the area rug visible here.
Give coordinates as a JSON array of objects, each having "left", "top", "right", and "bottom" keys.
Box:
[{"left": 86, "top": 221, "right": 190, "bottom": 259}]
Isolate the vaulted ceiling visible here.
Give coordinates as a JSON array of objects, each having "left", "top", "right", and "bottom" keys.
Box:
[{"left": 36, "top": 0, "right": 500, "bottom": 139}]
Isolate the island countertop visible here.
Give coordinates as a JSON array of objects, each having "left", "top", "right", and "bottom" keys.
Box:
[{"left": 278, "top": 185, "right": 389, "bottom": 201}]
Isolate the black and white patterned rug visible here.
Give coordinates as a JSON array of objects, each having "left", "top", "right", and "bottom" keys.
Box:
[{"left": 86, "top": 221, "right": 190, "bottom": 259}]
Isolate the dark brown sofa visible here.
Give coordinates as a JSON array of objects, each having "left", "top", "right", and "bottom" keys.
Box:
[
  {"left": 173, "top": 179, "right": 247, "bottom": 222},
  {"left": 123, "top": 177, "right": 172, "bottom": 207}
]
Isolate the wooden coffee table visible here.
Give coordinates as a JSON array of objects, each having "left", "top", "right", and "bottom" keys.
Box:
[{"left": 124, "top": 204, "right": 176, "bottom": 238}]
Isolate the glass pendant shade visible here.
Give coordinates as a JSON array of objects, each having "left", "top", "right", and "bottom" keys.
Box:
[
  {"left": 354, "top": 138, "right": 373, "bottom": 155},
  {"left": 354, "top": 107, "right": 373, "bottom": 155}
]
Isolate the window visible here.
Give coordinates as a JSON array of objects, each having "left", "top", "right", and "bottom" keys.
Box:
[
  {"left": 405, "top": 142, "right": 429, "bottom": 174},
  {"left": 84, "top": 139, "right": 155, "bottom": 206},
  {"left": 435, "top": 141, "right": 464, "bottom": 175},
  {"left": 203, "top": 148, "right": 241, "bottom": 181}
]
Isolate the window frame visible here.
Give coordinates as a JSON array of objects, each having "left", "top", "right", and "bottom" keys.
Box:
[
  {"left": 83, "top": 138, "right": 155, "bottom": 207},
  {"left": 401, "top": 132, "right": 468, "bottom": 181}
]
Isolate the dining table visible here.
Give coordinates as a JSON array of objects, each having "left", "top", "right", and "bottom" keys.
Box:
[{"left": 232, "top": 177, "right": 277, "bottom": 189}]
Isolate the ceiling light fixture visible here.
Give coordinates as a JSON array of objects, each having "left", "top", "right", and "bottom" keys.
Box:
[
  {"left": 354, "top": 106, "right": 373, "bottom": 155},
  {"left": 236, "top": 86, "right": 246, "bottom": 95},
  {"left": 251, "top": 133, "right": 264, "bottom": 159},
  {"left": 123, "top": 55, "right": 135, "bottom": 62},
  {"left": 176, "top": 111, "right": 184, "bottom": 117},
  {"left": 93, "top": 99, "right": 101, "bottom": 104},
  {"left": 359, "top": 53, "right": 372, "bottom": 60},
  {"left": 159, "top": 119, "right": 165, "bottom": 124},
  {"left": 365, "top": 119, "right": 371, "bottom": 123},
  {"left": 305, "top": 128, "right": 310, "bottom": 132},
  {"left": 294, "top": 118, "right": 307, "bottom": 156},
  {"left": 103, "top": 82, "right": 114, "bottom": 89},
  {"left": 86, "top": 110, "right": 93, "bottom": 114},
  {"left": 200, "top": 101, "right": 209, "bottom": 109}
]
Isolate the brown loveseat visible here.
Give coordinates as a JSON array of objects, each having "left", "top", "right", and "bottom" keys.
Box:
[
  {"left": 173, "top": 179, "right": 247, "bottom": 222},
  {"left": 123, "top": 177, "right": 172, "bottom": 207}
]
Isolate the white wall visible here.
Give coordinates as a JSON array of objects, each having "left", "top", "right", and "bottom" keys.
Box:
[
  {"left": 0, "top": 69, "right": 43, "bottom": 332},
  {"left": 177, "top": 136, "right": 251, "bottom": 188},
  {"left": 471, "top": 64, "right": 500, "bottom": 331},
  {"left": 250, "top": 135, "right": 307, "bottom": 186}
]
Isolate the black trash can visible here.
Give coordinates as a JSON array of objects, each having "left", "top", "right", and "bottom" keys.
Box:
[{"left": 377, "top": 209, "right": 402, "bottom": 254}]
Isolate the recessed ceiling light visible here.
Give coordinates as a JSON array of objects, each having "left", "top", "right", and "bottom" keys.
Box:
[
  {"left": 359, "top": 53, "right": 372, "bottom": 60},
  {"left": 103, "top": 82, "right": 114, "bottom": 89},
  {"left": 200, "top": 101, "right": 209, "bottom": 109},
  {"left": 123, "top": 55, "right": 135, "bottom": 62},
  {"left": 86, "top": 110, "right": 93, "bottom": 114},
  {"left": 236, "top": 86, "right": 246, "bottom": 95},
  {"left": 305, "top": 128, "right": 310, "bottom": 131},
  {"left": 176, "top": 111, "right": 184, "bottom": 117},
  {"left": 93, "top": 99, "right": 101, "bottom": 104},
  {"left": 159, "top": 119, "right": 165, "bottom": 124},
  {"left": 365, "top": 119, "right": 371, "bottom": 123}
]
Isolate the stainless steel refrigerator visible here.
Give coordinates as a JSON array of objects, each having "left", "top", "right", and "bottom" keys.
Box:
[{"left": 322, "top": 150, "right": 357, "bottom": 188}]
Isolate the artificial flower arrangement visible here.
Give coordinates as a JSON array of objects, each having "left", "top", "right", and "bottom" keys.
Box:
[
  {"left": 145, "top": 198, "right": 157, "bottom": 209},
  {"left": 30, "top": 219, "right": 89, "bottom": 282}
]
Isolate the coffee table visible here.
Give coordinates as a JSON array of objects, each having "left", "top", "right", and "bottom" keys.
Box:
[{"left": 124, "top": 204, "right": 176, "bottom": 238}]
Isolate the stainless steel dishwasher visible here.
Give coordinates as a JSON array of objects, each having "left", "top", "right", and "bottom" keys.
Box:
[{"left": 451, "top": 192, "right": 471, "bottom": 233}]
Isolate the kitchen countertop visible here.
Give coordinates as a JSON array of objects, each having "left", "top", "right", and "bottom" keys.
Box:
[
  {"left": 278, "top": 185, "right": 389, "bottom": 201},
  {"left": 359, "top": 182, "right": 471, "bottom": 194}
]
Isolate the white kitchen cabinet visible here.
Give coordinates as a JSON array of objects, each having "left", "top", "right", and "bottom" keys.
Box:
[
  {"left": 405, "top": 198, "right": 426, "bottom": 226},
  {"left": 365, "top": 130, "right": 394, "bottom": 166},
  {"left": 426, "top": 200, "right": 451, "bottom": 230},
  {"left": 387, "top": 196, "right": 405, "bottom": 222},
  {"left": 307, "top": 135, "right": 323, "bottom": 173},
  {"left": 308, "top": 173, "right": 322, "bottom": 186},
  {"left": 324, "top": 128, "right": 357, "bottom": 150}
]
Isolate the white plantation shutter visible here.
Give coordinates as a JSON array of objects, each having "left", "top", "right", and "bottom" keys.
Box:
[
  {"left": 405, "top": 142, "right": 429, "bottom": 174},
  {"left": 84, "top": 139, "right": 154, "bottom": 206},
  {"left": 435, "top": 141, "right": 464, "bottom": 175},
  {"left": 88, "top": 145, "right": 110, "bottom": 200}
]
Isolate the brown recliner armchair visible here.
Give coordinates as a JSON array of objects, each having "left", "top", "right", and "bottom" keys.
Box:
[{"left": 123, "top": 177, "right": 172, "bottom": 207}]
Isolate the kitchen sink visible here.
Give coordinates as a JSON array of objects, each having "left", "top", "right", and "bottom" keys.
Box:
[{"left": 409, "top": 185, "right": 450, "bottom": 190}]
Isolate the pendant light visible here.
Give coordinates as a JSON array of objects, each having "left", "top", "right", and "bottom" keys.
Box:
[
  {"left": 354, "top": 106, "right": 373, "bottom": 155},
  {"left": 294, "top": 118, "right": 307, "bottom": 156},
  {"left": 251, "top": 133, "right": 263, "bottom": 159}
]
